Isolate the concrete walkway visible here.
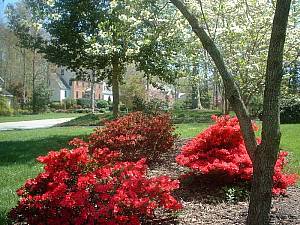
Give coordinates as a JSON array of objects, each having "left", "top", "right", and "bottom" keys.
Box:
[{"left": 0, "top": 118, "right": 75, "bottom": 131}]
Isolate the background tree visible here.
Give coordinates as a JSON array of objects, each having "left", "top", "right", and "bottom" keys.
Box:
[{"left": 6, "top": 1, "right": 50, "bottom": 113}]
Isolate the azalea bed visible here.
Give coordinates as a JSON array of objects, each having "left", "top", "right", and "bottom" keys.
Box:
[
  {"left": 8, "top": 113, "right": 299, "bottom": 225},
  {"left": 145, "top": 139, "right": 300, "bottom": 225}
]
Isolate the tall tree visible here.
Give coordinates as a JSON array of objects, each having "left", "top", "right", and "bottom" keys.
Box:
[
  {"left": 170, "top": 0, "right": 291, "bottom": 224},
  {"left": 10, "top": 0, "right": 186, "bottom": 117},
  {"left": 6, "top": 1, "right": 48, "bottom": 113}
]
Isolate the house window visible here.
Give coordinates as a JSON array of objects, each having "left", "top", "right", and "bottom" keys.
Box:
[
  {"left": 82, "top": 82, "right": 85, "bottom": 87},
  {"left": 61, "top": 68, "right": 65, "bottom": 76},
  {"left": 69, "top": 80, "right": 72, "bottom": 86},
  {"left": 76, "top": 81, "right": 79, "bottom": 86},
  {"left": 65, "top": 91, "right": 67, "bottom": 98},
  {"left": 76, "top": 91, "right": 79, "bottom": 99},
  {"left": 99, "top": 94, "right": 101, "bottom": 99},
  {"left": 82, "top": 92, "right": 85, "bottom": 98}
]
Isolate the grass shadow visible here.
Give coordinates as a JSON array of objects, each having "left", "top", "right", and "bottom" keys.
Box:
[{"left": 0, "top": 135, "right": 89, "bottom": 166}]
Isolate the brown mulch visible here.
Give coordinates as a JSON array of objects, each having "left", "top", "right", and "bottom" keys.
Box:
[{"left": 144, "top": 139, "right": 300, "bottom": 225}]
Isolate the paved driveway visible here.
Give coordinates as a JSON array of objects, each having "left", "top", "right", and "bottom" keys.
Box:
[{"left": 0, "top": 118, "right": 75, "bottom": 131}]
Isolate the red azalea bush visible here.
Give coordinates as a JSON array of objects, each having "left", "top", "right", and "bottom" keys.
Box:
[
  {"left": 10, "top": 145, "right": 182, "bottom": 225},
  {"left": 176, "top": 115, "right": 297, "bottom": 195},
  {"left": 89, "top": 112, "right": 177, "bottom": 163}
]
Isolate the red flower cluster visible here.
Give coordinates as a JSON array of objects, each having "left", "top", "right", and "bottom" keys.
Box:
[
  {"left": 89, "top": 112, "right": 177, "bottom": 163},
  {"left": 176, "top": 115, "right": 297, "bottom": 195},
  {"left": 10, "top": 145, "right": 181, "bottom": 224}
]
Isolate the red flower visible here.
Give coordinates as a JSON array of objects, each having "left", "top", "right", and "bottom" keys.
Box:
[{"left": 177, "top": 115, "right": 297, "bottom": 195}]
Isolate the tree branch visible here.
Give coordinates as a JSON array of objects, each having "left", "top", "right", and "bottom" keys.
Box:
[
  {"left": 197, "top": 0, "right": 212, "bottom": 37},
  {"left": 170, "top": 0, "right": 257, "bottom": 160}
]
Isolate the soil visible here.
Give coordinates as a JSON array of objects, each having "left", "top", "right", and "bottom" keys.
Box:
[{"left": 143, "top": 139, "right": 300, "bottom": 225}]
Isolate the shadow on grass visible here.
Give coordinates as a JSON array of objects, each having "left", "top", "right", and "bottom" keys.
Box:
[
  {"left": 0, "top": 211, "right": 10, "bottom": 225},
  {"left": 0, "top": 135, "right": 89, "bottom": 166}
]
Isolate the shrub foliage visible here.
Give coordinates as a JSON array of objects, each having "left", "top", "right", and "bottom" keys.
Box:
[
  {"left": 176, "top": 115, "right": 297, "bottom": 195},
  {"left": 10, "top": 144, "right": 182, "bottom": 224},
  {"left": 89, "top": 112, "right": 177, "bottom": 163}
]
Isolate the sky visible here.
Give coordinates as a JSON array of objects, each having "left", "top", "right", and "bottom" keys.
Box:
[{"left": 0, "top": 0, "right": 19, "bottom": 21}]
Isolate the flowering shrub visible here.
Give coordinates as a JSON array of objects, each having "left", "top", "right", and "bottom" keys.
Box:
[
  {"left": 10, "top": 145, "right": 182, "bottom": 225},
  {"left": 89, "top": 112, "right": 177, "bottom": 163},
  {"left": 176, "top": 115, "right": 297, "bottom": 195}
]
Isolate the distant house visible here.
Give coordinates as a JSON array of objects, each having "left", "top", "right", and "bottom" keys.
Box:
[
  {"left": 0, "top": 77, "right": 13, "bottom": 107},
  {"left": 49, "top": 67, "right": 113, "bottom": 102}
]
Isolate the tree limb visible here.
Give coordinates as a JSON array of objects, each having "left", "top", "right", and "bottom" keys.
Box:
[{"left": 170, "top": 0, "right": 257, "bottom": 160}]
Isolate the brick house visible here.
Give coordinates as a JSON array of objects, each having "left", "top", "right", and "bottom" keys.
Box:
[{"left": 49, "top": 67, "right": 113, "bottom": 102}]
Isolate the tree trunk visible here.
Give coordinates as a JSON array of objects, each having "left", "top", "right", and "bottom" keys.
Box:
[
  {"left": 203, "top": 52, "right": 209, "bottom": 108},
  {"left": 90, "top": 71, "right": 95, "bottom": 114},
  {"left": 197, "top": 85, "right": 203, "bottom": 109},
  {"left": 247, "top": 1, "right": 291, "bottom": 224},
  {"left": 146, "top": 74, "right": 150, "bottom": 102},
  {"left": 22, "top": 49, "right": 26, "bottom": 109},
  {"left": 112, "top": 57, "right": 120, "bottom": 117},
  {"left": 32, "top": 49, "right": 37, "bottom": 114}
]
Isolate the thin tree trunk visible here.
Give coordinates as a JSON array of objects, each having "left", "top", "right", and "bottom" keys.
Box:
[
  {"left": 146, "top": 74, "right": 150, "bottom": 102},
  {"left": 90, "top": 70, "right": 95, "bottom": 114},
  {"left": 222, "top": 87, "right": 229, "bottom": 114},
  {"left": 197, "top": 85, "right": 203, "bottom": 109},
  {"left": 247, "top": 1, "right": 291, "bottom": 224},
  {"left": 22, "top": 49, "right": 26, "bottom": 108},
  {"left": 203, "top": 52, "right": 209, "bottom": 108},
  {"left": 112, "top": 57, "right": 120, "bottom": 117},
  {"left": 32, "top": 49, "right": 37, "bottom": 113}
]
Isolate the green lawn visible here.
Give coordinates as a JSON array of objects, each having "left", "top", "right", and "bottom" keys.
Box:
[
  {"left": 0, "top": 112, "right": 86, "bottom": 123},
  {"left": 175, "top": 123, "right": 212, "bottom": 138},
  {"left": 0, "top": 123, "right": 299, "bottom": 224}
]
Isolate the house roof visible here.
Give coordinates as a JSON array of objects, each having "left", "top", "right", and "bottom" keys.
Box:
[
  {"left": 54, "top": 76, "right": 70, "bottom": 90},
  {"left": 59, "top": 76, "right": 71, "bottom": 89},
  {"left": 0, "top": 77, "right": 4, "bottom": 86},
  {"left": 0, "top": 89, "right": 13, "bottom": 97}
]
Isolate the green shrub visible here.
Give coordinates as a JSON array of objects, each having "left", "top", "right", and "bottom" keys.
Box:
[
  {"left": 0, "top": 96, "right": 13, "bottom": 116},
  {"left": 132, "top": 97, "right": 168, "bottom": 115},
  {"left": 50, "top": 102, "right": 63, "bottom": 110},
  {"left": 96, "top": 99, "right": 108, "bottom": 109},
  {"left": 32, "top": 84, "right": 51, "bottom": 113},
  {"left": 77, "top": 98, "right": 91, "bottom": 108},
  {"left": 16, "top": 109, "right": 31, "bottom": 115},
  {"left": 172, "top": 99, "right": 185, "bottom": 110},
  {"left": 132, "top": 96, "right": 145, "bottom": 111},
  {"left": 171, "top": 109, "right": 222, "bottom": 124},
  {"left": 63, "top": 98, "right": 77, "bottom": 109},
  {"left": 119, "top": 103, "right": 128, "bottom": 112}
]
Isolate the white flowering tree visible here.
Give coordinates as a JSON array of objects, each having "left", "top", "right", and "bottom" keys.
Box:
[
  {"left": 8, "top": 0, "right": 188, "bottom": 116},
  {"left": 170, "top": 0, "right": 293, "bottom": 224}
]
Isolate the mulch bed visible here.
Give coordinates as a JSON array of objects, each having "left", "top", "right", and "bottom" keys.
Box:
[{"left": 144, "top": 139, "right": 300, "bottom": 225}]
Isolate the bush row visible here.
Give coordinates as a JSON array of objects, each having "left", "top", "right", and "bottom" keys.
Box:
[{"left": 9, "top": 113, "right": 297, "bottom": 224}]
